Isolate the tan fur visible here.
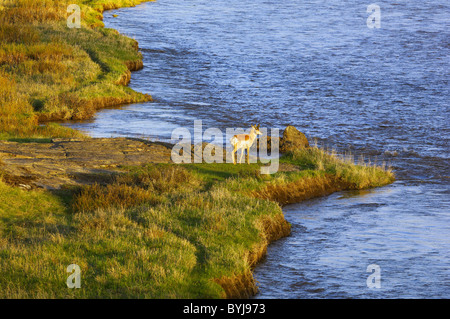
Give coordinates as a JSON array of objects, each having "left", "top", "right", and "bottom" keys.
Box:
[{"left": 230, "top": 125, "right": 263, "bottom": 164}]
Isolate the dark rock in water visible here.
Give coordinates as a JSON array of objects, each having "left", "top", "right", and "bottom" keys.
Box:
[
  {"left": 280, "top": 125, "right": 309, "bottom": 153},
  {"left": 255, "top": 125, "right": 308, "bottom": 153}
]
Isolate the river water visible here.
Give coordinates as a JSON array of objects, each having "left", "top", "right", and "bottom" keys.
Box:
[{"left": 65, "top": 0, "right": 449, "bottom": 298}]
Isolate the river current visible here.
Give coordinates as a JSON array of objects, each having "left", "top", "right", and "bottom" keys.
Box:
[{"left": 65, "top": 0, "right": 449, "bottom": 298}]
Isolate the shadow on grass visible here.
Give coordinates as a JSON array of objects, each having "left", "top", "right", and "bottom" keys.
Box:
[
  {"left": 182, "top": 163, "right": 263, "bottom": 189},
  {"left": 3, "top": 137, "right": 53, "bottom": 143}
]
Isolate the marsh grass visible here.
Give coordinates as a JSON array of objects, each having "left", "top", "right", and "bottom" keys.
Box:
[
  {"left": 0, "top": 0, "right": 152, "bottom": 139},
  {"left": 0, "top": 0, "right": 396, "bottom": 299},
  {"left": 283, "top": 146, "right": 394, "bottom": 189},
  {"left": 0, "top": 73, "right": 83, "bottom": 139},
  {"left": 0, "top": 146, "right": 394, "bottom": 298},
  {"left": 0, "top": 167, "right": 283, "bottom": 298},
  {"left": 72, "top": 165, "right": 200, "bottom": 213}
]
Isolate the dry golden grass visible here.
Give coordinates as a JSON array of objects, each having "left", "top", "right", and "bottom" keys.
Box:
[
  {"left": 0, "top": 23, "right": 41, "bottom": 44},
  {"left": 0, "top": 72, "right": 83, "bottom": 139},
  {"left": 0, "top": 0, "right": 396, "bottom": 300},
  {"left": 0, "top": 0, "right": 152, "bottom": 139},
  {"left": 72, "top": 165, "right": 201, "bottom": 213},
  {"left": 0, "top": 0, "right": 70, "bottom": 24},
  {"left": 0, "top": 146, "right": 395, "bottom": 299},
  {"left": 72, "top": 183, "right": 163, "bottom": 213}
]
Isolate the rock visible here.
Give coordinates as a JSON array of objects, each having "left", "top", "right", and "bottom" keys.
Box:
[
  {"left": 255, "top": 126, "right": 308, "bottom": 153},
  {"left": 280, "top": 125, "right": 309, "bottom": 153},
  {"left": 0, "top": 138, "right": 172, "bottom": 190}
]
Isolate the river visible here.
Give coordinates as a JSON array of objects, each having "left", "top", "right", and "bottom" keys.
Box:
[{"left": 64, "top": 0, "right": 449, "bottom": 298}]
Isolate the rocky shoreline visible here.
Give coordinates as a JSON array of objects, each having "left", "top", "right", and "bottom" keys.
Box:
[
  {"left": 0, "top": 138, "right": 172, "bottom": 190},
  {"left": 0, "top": 124, "right": 313, "bottom": 191}
]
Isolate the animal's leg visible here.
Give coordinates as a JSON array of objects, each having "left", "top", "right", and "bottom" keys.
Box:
[
  {"left": 239, "top": 148, "right": 245, "bottom": 164},
  {"left": 247, "top": 147, "right": 250, "bottom": 164},
  {"left": 232, "top": 145, "right": 237, "bottom": 164}
]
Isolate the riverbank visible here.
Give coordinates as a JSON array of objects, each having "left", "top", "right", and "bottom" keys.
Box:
[
  {"left": 0, "top": 1, "right": 395, "bottom": 298},
  {"left": 0, "top": 136, "right": 394, "bottom": 298},
  {"left": 0, "top": 0, "right": 153, "bottom": 140}
]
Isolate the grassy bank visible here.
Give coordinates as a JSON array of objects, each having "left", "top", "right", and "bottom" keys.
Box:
[
  {"left": 0, "top": 0, "right": 396, "bottom": 299},
  {"left": 0, "top": 0, "right": 152, "bottom": 140},
  {"left": 0, "top": 147, "right": 394, "bottom": 298}
]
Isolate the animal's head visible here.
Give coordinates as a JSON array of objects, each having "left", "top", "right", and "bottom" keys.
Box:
[{"left": 251, "top": 124, "right": 262, "bottom": 135}]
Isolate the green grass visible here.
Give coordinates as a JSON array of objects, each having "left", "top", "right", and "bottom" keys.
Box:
[
  {"left": 282, "top": 147, "right": 394, "bottom": 189},
  {"left": 0, "top": 0, "right": 396, "bottom": 299},
  {"left": 0, "top": 164, "right": 282, "bottom": 298},
  {"left": 0, "top": 0, "right": 152, "bottom": 139},
  {"left": 0, "top": 147, "right": 394, "bottom": 298}
]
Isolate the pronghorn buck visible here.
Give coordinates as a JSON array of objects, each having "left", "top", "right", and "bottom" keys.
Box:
[{"left": 230, "top": 125, "right": 263, "bottom": 164}]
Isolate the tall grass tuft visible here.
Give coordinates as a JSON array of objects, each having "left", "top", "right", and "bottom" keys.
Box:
[
  {"left": 284, "top": 146, "right": 395, "bottom": 189},
  {"left": 72, "top": 165, "right": 201, "bottom": 213}
]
